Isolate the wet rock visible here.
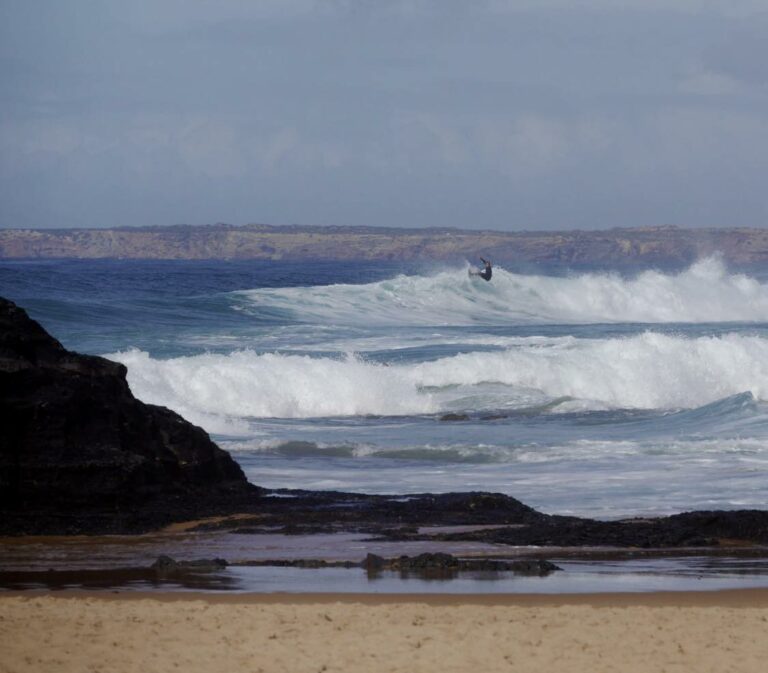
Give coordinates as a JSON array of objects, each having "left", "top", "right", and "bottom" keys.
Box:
[
  {"left": 390, "top": 552, "right": 459, "bottom": 569},
  {"left": 384, "top": 553, "right": 560, "bottom": 575},
  {"left": 439, "top": 413, "right": 470, "bottom": 422},
  {"left": 186, "top": 491, "right": 768, "bottom": 550},
  {"left": 424, "top": 510, "right": 768, "bottom": 549},
  {"left": 238, "top": 553, "right": 560, "bottom": 576},
  {"left": 360, "top": 552, "right": 560, "bottom": 575},
  {"left": 0, "top": 297, "right": 261, "bottom": 535},
  {"left": 363, "top": 553, "right": 387, "bottom": 571},
  {"left": 151, "top": 556, "right": 228, "bottom": 574},
  {"left": 237, "top": 559, "right": 359, "bottom": 569},
  {"left": 188, "top": 491, "right": 545, "bottom": 535}
]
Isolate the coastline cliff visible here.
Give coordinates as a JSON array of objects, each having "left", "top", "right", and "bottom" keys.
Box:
[{"left": 2, "top": 224, "right": 768, "bottom": 266}]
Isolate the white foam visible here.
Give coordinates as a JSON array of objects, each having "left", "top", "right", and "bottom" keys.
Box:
[
  {"left": 410, "top": 331, "right": 768, "bottom": 410},
  {"left": 106, "top": 331, "right": 768, "bottom": 430},
  {"left": 108, "top": 348, "right": 437, "bottom": 427},
  {"left": 236, "top": 257, "right": 768, "bottom": 325}
]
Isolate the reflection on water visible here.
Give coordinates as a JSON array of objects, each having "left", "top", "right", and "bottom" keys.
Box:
[
  {"left": 2, "top": 529, "right": 768, "bottom": 594},
  {"left": 0, "top": 567, "right": 242, "bottom": 592},
  {"left": 4, "top": 558, "right": 768, "bottom": 594},
  {"left": 0, "top": 529, "right": 506, "bottom": 572}
]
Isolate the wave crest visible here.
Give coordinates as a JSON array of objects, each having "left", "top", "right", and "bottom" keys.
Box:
[
  {"left": 235, "top": 257, "right": 768, "bottom": 326},
  {"left": 107, "top": 331, "right": 768, "bottom": 429}
]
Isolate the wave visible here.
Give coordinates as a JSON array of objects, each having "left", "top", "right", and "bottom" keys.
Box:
[
  {"left": 108, "top": 348, "right": 437, "bottom": 429},
  {"left": 411, "top": 332, "right": 768, "bottom": 410},
  {"left": 222, "top": 430, "right": 768, "bottom": 466},
  {"left": 234, "top": 257, "right": 768, "bottom": 326},
  {"left": 107, "top": 331, "right": 768, "bottom": 428}
]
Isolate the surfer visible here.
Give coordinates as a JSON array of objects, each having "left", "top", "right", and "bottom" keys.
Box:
[{"left": 469, "top": 257, "right": 492, "bottom": 281}]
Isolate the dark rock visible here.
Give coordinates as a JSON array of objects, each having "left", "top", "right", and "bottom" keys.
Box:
[
  {"left": 150, "top": 556, "right": 228, "bottom": 574},
  {"left": 0, "top": 297, "right": 261, "bottom": 535},
  {"left": 233, "top": 553, "right": 560, "bottom": 576},
  {"left": 365, "top": 553, "right": 561, "bottom": 575},
  {"left": 237, "top": 559, "right": 358, "bottom": 569},
  {"left": 426, "top": 510, "right": 768, "bottom": 548},
  {"left": 151, "top": 555, "right": 181, "bottom": 572},
  {"left": 391, "top": 552, "right": 459, "bottom": 569},
  {"left": 439, "top": 413, "right": 470, "bottom": 422},
  {"left": 187, "top": 491, "right": 545, "bottom": 535},
  {"left": 363, "top": 553, "right": 386, "bottom": 571},
  {"left": 505, "top": 559, "right": 561, "bottom": 575}
]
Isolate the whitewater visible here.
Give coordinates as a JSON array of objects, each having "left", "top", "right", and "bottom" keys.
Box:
[
  {"left": 5, "top": 256, "right": 768, "bottom": 518},
  {"left": 234, "top": 256, "right": 768, "bottom": 325},
  {"left": 111, "top": 332, "right": 768, "bottom": 423}
]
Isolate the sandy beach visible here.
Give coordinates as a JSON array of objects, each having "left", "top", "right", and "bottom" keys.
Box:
[{"left": 2, "top": 591, "right": 767, "bottom": 673}]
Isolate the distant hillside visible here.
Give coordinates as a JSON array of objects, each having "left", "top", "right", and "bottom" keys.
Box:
[{"left": 2, "top": 224, "right": 768, "bottom": 267}]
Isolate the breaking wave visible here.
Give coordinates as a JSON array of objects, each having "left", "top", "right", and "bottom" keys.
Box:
[
  {"left": 234, "top": 257, "right": 768, "bottom": 326},
  {"left": 107, "top": 331, "right": 768, "bottom": 429}
]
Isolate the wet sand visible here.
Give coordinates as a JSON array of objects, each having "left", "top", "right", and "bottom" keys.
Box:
[{"left": 2, "top": 590, "right": 767, "bottom": 672}]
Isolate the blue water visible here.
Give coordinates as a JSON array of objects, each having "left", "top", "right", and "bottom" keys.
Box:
[{"left": 4, "top": 256, "right": 768, "bottom": 520}]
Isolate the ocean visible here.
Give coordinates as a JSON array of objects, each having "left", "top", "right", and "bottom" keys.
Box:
[{"left": 4, "top": 256, "right": 768, "bottom": 521}]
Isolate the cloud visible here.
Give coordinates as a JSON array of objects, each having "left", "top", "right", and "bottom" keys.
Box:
[{"left": 2, "top": 1, "right": 768, "bottom": 229}]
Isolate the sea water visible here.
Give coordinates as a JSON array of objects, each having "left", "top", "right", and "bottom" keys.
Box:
[{"left": 4, "top": 256, "right": 768, "bottom": 520}]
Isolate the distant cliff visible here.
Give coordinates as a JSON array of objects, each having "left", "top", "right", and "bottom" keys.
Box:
[{"left": 2, "top": 224, "right": 768, "bottom": 266}]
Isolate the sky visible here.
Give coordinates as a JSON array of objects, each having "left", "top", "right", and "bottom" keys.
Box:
[{"left": 1, "top": 1, "right": 768, "bottom": 231}]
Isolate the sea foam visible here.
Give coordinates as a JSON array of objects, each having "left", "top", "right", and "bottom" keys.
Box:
[
  {"left": 235, "top": 257, "right": 768, "bottom": 326},
  {"left": 107, "top": 331, "right": 768, "bottom": 428}
]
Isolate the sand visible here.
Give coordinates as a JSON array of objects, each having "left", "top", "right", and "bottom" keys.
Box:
[{"left": 2, "top": 591, "right": 768, "bottom": 673}]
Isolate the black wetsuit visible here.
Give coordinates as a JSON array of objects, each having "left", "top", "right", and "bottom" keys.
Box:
[{"left": 479, "top": 258, "right": 492, "bottom": 281}]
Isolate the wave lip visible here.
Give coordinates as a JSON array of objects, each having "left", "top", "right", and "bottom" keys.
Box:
[
  {"left": 106, "top": 331, "right": 768, "bottom": 429},
  {"left": 235, "top": 257, "right": 768, "bottom": 326},
  {"left": 106, "top": 348, "right": 437, "bottom": 426},
  {"left": 412, "top": 331, "right": 768, "bottom": 411}
]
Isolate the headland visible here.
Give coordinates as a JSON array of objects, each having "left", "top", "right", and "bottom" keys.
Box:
[{"left": 2, "top": 224, "right": 768, "bottom": 267}]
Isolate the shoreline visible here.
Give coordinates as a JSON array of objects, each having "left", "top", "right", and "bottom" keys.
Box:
[{"left": 5, "top": 587, "right": 768, "bottom": 606}]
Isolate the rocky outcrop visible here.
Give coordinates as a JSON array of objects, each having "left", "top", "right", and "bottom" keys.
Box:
[
  {"left": 405, "top": 510, "right": 768, "bottom": 548},
  {"left": 191, "top": 492, "right": 768, "bottom": 549},
  {"left": 0, "top": 297, "right": 261, "bottom": 535}
]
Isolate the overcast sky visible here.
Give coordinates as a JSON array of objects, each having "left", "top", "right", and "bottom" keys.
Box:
[{"left": 2, "top": 1, "right": 768, "bottom": 231}]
